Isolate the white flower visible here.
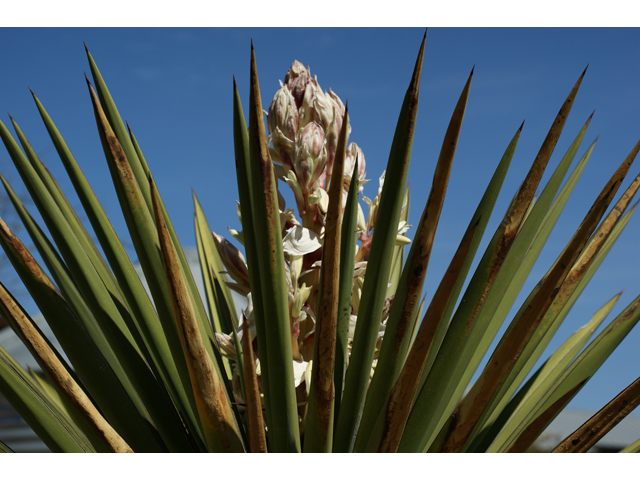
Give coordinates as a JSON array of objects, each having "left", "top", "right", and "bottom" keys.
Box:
[{"left": 282, "top": 225, "right": 322, "bottom": 256}]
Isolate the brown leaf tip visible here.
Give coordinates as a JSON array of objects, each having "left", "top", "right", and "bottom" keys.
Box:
[{"left": 518, "top": 120, "right": 525, "bottom": 133}]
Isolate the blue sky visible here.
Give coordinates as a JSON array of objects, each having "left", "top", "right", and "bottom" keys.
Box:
[{"left": 1, "top": 27, "right": 639, "bottom": 414}]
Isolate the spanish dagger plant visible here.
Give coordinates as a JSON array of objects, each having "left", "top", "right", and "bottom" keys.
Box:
[{"left": 1, "top": 30, "right": 640, "bottom": 454}]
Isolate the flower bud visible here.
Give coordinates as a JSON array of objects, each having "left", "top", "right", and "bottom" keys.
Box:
[
  {"left": 344, "top": 143, "right": 366, "bottom": 188},
  {"left": 299, "top": 79, "right": 319, "bottom": 129},
  {"left": 212, "top": 231, "right": 250, "bottom": 294},
  {"left": 268, "top": 85, "right": 299, "bottom": 168},
  {"left": 313, "top": 89, "right": 348, "bottom": 177},
  {"left": 292, "top": 121, "right": 327, "bottom": 195},
  {"left": 284, "top": 61, "right": 310, "bottom": 109}
]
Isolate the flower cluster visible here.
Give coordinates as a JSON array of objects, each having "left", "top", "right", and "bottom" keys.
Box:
[{"left": 214, "top": 61, "right": 410, "bottom": 392}]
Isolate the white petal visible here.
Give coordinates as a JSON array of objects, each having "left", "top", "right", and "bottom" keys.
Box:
[
  {"left": 293, "top": 360, "right": 309, "bottom": 387},
  {"left": 282, "top": 225, "right": 322, "bottom": 256}
]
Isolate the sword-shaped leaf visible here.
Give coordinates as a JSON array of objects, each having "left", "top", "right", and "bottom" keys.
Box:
[
  {"left": 28, "top": 92, "right": 198, "bottom": 442},
  {"left": 151, "top": 177, "right": 244, "bottom": 453},
  {"left": 356, "top": 67, "right": 472, "bottom": 451},
  {"left": 84, "top": 45, "right": 153, "bottom": 215},
  {"left": 468, "top": 148, "right": 640, "bottom": 450},
  {"left": 334, "top": 30, "right": 426, "bottom": 453},
  {"left": 304, "top": 106, "right": 349, "bottom": 452},
  {"left": 241, "top": 314, "right": 267, "bottom": 452},
  {"left": 439, "top": 141, "right": 632, "bottom": 452},
  {"left": 418, "top": 124, "right": 522, "bottom": 393},
  {"left": 333, "top": 156, "right": 360, "bottom": 432},
  {"left": 0, "top": 193, "right": 189, "bottom": 451},
  {"left": 370, "top": 220, "right": 480, "bottom": 452},
  {"left": 0, "top": 346, "right": 91, "bottom": 453},
  {"left": 247, "top": 42, "right": 300, "bottom": 453},
  {"left": 232, "top": 76, "right": 274, "bottom": 441},
  {"left": 401, "top": 68, "right": 587, "bottom": 453},
  {"left": 0, "top": 281, "right": 131, "bottom": 453},
  {"left": 552, "top": 374, "right": 640, "bottom": 453},
  {"left": 494, "top": 292, "right": 640, "bottom": 452},
  {"left": 194, "top": 192, "right": 238, "bottom": 334}
]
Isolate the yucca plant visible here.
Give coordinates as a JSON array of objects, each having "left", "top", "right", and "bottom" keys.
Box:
[{"left": 0, "top": 30, "right": 639, "bottom": 454}]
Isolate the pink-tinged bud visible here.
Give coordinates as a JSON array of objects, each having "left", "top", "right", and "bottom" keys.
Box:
[
  {"left": 313, "top": 89, "right": 342, "bottom": 131},
  {"left": 292, "top": 121, "right": 327, "bottom": 195},
  {"left": 268, "top": 85, "right": 299, "bottom": 169},
  {"left": 212, "top": 232, "right": 250, "bottom": 295},
  {"left": 344, "top": 142, "right": 366, "bottom": 185},
  {"left": 284, "top": 61, "right": 310, "bottom": 109},
  {"left": 298, "top": 79, "right": 319, "bottom": 129},
  {"left": 311, "top": 88, "right": 349, "bottom": 178},
  {"left": 284, "top": 60, "right": 307, "bottom": 88}
]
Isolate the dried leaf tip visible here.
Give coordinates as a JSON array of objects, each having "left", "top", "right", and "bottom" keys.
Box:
[
  {"left": 408, "top": 31, "right": 427, "bottom": 95},
  {"left": 518, "top": 120, "right": 525, "bottom": 133},
  {"left": 83, "top": 41, "right": 89, "bottom": 53},
  {"left": 6, "top": 111, "right": 13, "bottom": 121},
  {"left": 28, "top": 86, "right": 35, "bottom": 97},
  {"left": 233, "top": 75, "right": 237, "bottom": 90}
]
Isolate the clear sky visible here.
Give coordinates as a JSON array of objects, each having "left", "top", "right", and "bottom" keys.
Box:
[{"left": 1, "top": 26, "right": 639, "bottom": 415}]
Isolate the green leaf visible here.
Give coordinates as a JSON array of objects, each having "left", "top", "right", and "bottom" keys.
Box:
[
  {"left": 467, "top": 147, "right": 640, "bottom": 449},
  {"left": 355, "top": 67, "right": 472, "bottom": 451},
  {"left": 247, "top": 44, "right": 300, "bottom": 452},
  {"left": 0, "top": 188, "right": 188, "bottom": 451},
  {"left": 241, "top": 314, "right": 268, "bottom": 452},
  {"left": 193, "top": 192, "right": 238, "bottom": 333},
  {"left": 0, "top": 346, "right": 91, "bottom": 453},
  {"left": 0, "top": 117, "right": 179, "bottom": 452},
  {"left": 232, "top": 76, "right": 274, "bottom": 443},
  {"left": 84, "top": 46, "right": 153, "bottom": 215},
  {"left": 552, "top": 374, "right": 640, "bottom": 453},
  {"left": 334, "top": 31, "right": 426, "bottom": 453},
  {"left": 416, "top": 125, "right": 522, "bottom": 397},
  {"left": 369, "top": 220, "right": 480, "bottom": 452},
  {"left": 621, "top": 437, "right": 640, "bottom": 453},
  {"left": 471, "top": 201, "right": 637, "bottom": 452},
  {"left": 438, "top": 143, "right": 629, "bottom": 452},
  {"left": 0, "top": 281, "right": 132, "bottom": 452},
  {"left": 304, "top": 106, "right": 349, "bottom": 452},
  {"left": 492, "top": 292, "right": 640, "bottom": 452},
  {"left": 400, "top": 69, "right": 588, "bottom": 453},
  {"left": 29, "top": 92, "right": 198, "bottom": 444},
  {"left": 151, "top": 178, "right": 245, "bottom": 453},
  {"left": 84, "top": 80, "right": 210, "bottom": 449},
  {"left": 333, "top": 156, "right": 361, "bottom": 434},
  {"left": 386, "top": 186, "right": 410, "bottom": 298}
]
